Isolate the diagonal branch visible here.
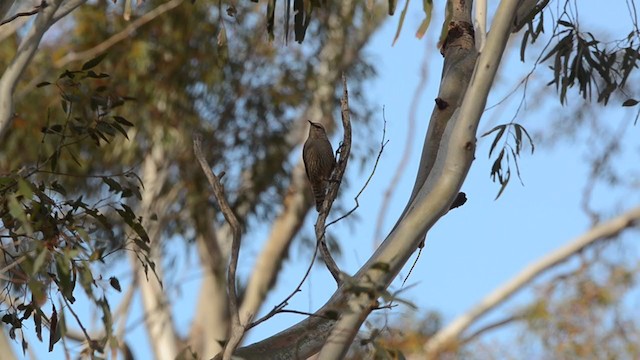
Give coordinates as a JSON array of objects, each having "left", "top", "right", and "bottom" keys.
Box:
[
  {"left": 0, "top": 0, "right": 64, "bottom": 140},
  {"left": 193, "top": 135, "right": 243, "bottom": 360},
  {"left": 423, "top": 205, "right": 640, "bottom": 357},
  {"left": 53, "top": 0, "right": 184, "bottom": 69}
]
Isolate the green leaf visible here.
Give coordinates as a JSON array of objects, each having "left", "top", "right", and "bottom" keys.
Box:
[
  {"left": 113, "top": 115, "right": 134, "bottom": 127},
  {"left": 96, "top": 121, "right": 116, "bottom": 136},
  {"left": 392, "top": 0, "right": 411, "bottom": 46},
  {"left": 32, "top": 250, "right": 49, "bottom": 275},
  {"left": 437, "top": 1, "right": 453, "bottom": 49},
  {"left": 49, "top": 181, "right": 67, "bottom": 196},
  {"left": 48, "top": 305, "right": 59, "bottom": 352},
  {"left": 515, "top": 123, "right": 535, "bottom": 153},
  {"left": 85, "top": 70, "right": 109, "bottom": 79},
  {"left": 55, "top": 254, "right": 75, "bottom": 303},
  {"left": 78, "top": 264, "right": 95, "bottom": 298},
  {"left": 17, "top": 178, "right": 34, "bottom": 199},
  {"left": 388, "top": 0, "right": 397, "bottom": 15},
  {"left": 9, "top": 195, "right": 33, "bottom": 235},
  {"left": 266, "top": 0, "right": 276, "bottom": 41},
  {"left": 33, "top": 310, "right": 42, "bottom": 342},
  {"left": 415, "top": 0, "right": 433, "bottom": 39},
  {"left": 81, "top": 53, "right": 108, "bottom": 71},
  {"left": 110, "top": 121, "right": 129, "bottom": 139},
  {"left": 487, "top": 126, "right": 505, "bottom": 158},
  {"left": 102, "top": 177, "right": 122, "bottom": 193}
]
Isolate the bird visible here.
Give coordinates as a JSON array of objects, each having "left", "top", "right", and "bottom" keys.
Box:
[{"left": 303, "top": 120, "right": 336, "bottom": 211}]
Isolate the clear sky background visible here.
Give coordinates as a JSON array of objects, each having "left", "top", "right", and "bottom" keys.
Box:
[{"left": 8, "top": 1, "right": 640, "bottom": 359}]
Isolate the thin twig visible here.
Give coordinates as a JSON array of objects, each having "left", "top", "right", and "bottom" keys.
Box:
[
  {"left": 247, "top": 243, "right": 320, "bottom": 330},
  {"left": 461, "top": 314, "right": 521, "bottom": 345},
  {"left": 325, "top": 117, "right": 388, "bottom": 229},
  {"left": 54, "top": 0, "right": 184, "bottom": 69},
  {"left": 314, "top": 73, "right": 352, "bottom": 285},
  {"left": 61, "top": 296, "right": 96, "bottom": 350},
  {"left": 0, "top": 255, "right": 26, "bottom": 274},
  {"left": 193, "top": 134, "right": 243, "bottom": 359}
]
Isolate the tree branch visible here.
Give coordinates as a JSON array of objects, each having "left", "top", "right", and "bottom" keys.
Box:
[
  {"left": 0, "top": 0, "right": 16, "bottom": 23},
  {"left": 224, "top": 0, "right": 486, "bottom": 357},
  {"left": 131, "top": 132, "right": 180, "bottom": 360},
  {"left": 315, "top": 73, "right": 352, "bottom": 285},
  {"left": 193, "top": 135, "right": 243, "bottom": 360},
  {"left": 0, "top": 0, "right": 44, "bottom": 27},
  {"left": 424, "top": 206, "right": 640, "bottom": 357},
  {"left": 0, "top": 0, "right": 64, "bottom": 140},
  {"left": 53, "top": 0, "right": 184, "bottom": 69},
  {"left": 474, "top": 0, "right": 487, "bottom": 51}
]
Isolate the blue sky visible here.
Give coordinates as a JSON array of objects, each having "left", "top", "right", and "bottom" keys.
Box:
[{"left": 8, "top": 1, "right": 640, "bottom": 359}]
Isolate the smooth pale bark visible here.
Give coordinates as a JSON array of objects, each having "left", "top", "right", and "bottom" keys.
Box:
[
  {"left": 0, "top": 0, "right": 64, "bottom": 140},
  {"left": 0, "top": 329, "right": 18, "bottom": 360},
  {"left": 222, "top": 0, "right": 530, "bottom": 357},
  {"left": 0, "top": 0, "right": 15, "bottom": 22},
  {"left": 218, "top": 1, "right": 481, "bottom": 359},
  {"left": 424, "top": 206, "right": 640, "bottom": 357},
  {"left": 132, "top": 130, "right": 180, "bottom": 360}
]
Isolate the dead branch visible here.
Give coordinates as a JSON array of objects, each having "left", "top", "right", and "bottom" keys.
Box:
[{"left": 193, "top": 134, "right": 243, "bottom": 360}]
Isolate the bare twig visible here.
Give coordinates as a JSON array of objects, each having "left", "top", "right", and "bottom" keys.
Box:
[
  {"left": 238, "top": 159, "right": 310, "bottom": 330},
  {"left": 326, "top": 115, "right": 388, "bottom": 229},
  {"left": 314, "top": 73, "right": 352, "bottom": 285},
  {"left": 247, "top": 243, "right": 320, "bottom": 330},
  {"left": 54, "top": 0, "right": 184, "bottom": 69},
  {"left": 61, "top": 296, "right": 96, "bottom": 350},
  {"left": 461, "top": 314, "right": 521, "bottom": 345},
  {"left": 424, "top": 206, "right": 640, "bottom": 357},
  {"left": 0, "top": 255, "right": 26, "bottom": 275},
  {"left": 64, "top": 277, "right": 138, "bottom": 343},
  {"left": 193, "top": 134, "right": 243, "bottom": 360}
]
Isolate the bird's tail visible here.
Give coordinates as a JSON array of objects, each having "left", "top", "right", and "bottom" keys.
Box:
[{"left": 312, "top": 183, "right": 326, "bottom": 211}]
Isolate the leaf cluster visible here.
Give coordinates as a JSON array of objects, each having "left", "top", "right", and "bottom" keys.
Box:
[
  {"left": 482, "top": 123, "right": 534, "bottom": 199},
  {"left": 521, "top": 14, "right": 640, "bottom": 105},
  {"left": 0, "top": 63, "right": 151, "bottom": 356}
]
